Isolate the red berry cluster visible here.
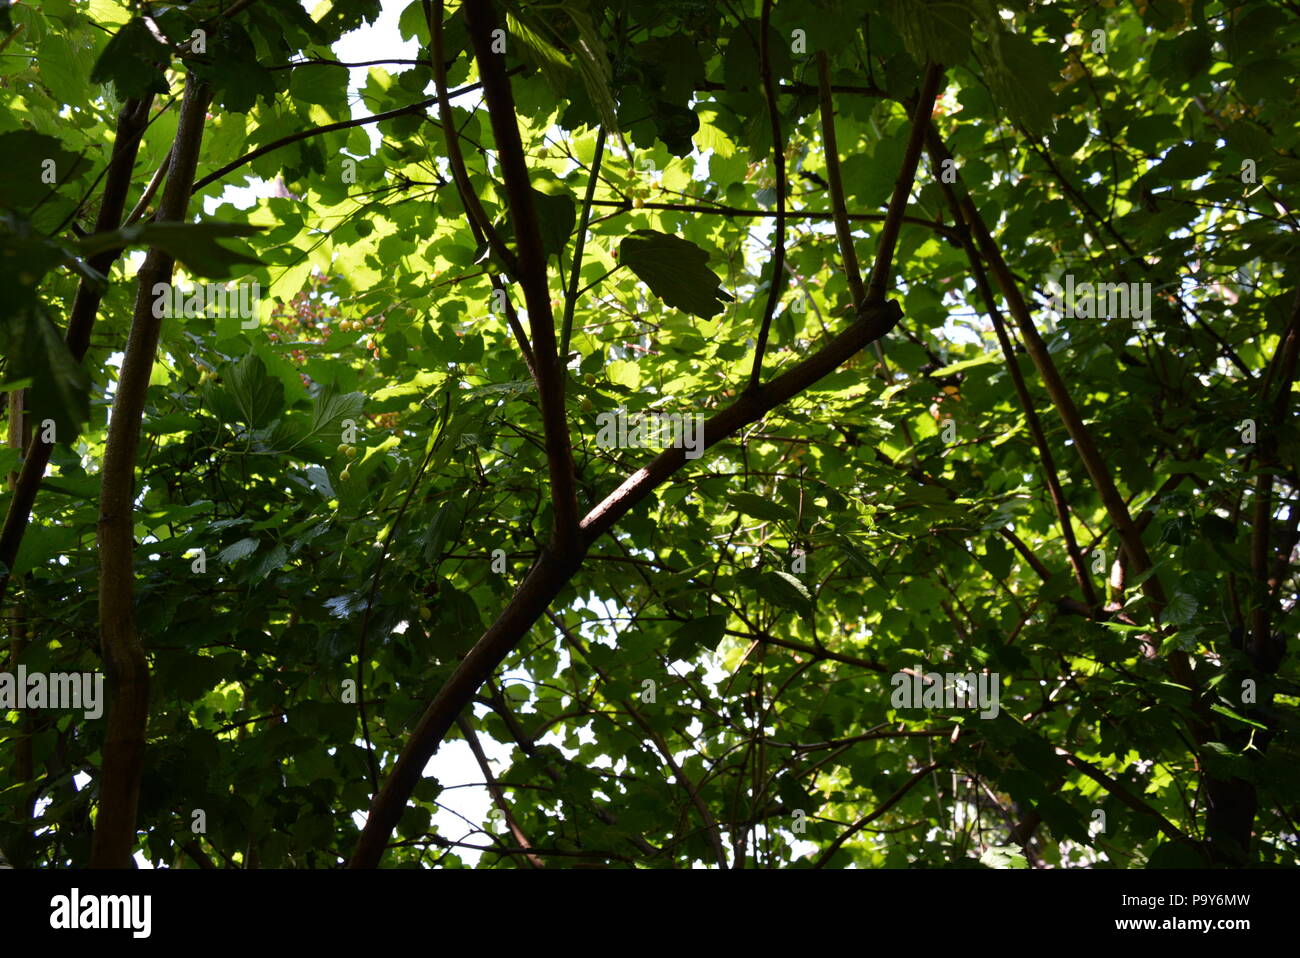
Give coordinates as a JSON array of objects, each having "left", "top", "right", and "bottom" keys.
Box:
[{"left": 266, "top": 272, "right": 347, "bottom": 366}]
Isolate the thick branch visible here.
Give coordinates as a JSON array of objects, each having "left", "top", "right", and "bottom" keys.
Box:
[
  {"left": 349, "top": 546, "right": 584, "bottom": 867},
  {"left": 91, "top": 77, "right": 211, "bottom": 869},
  {"left": 1250, "top": 295, "right": 1300, "bottom": 662},
  {"left": 345, "top": 297, "right": 904, "bottom": 868},
  {"left": 1055, "top": 747, "right": 1205, "bottom": 857},
  {"left": 463, "top": 0, "right": 579, "bottom": 549},
  {"left": 579, "top": 300, "right": 902, "bottom": 542},
  {"left": 347, "top": 57, "right": 934, "bottom": 865},
  {"left": 348, "top": 298, "right": 905, "bottom": 867}
]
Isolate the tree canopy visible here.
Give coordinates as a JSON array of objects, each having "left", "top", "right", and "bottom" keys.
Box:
[{"left": 1, "top": 0, "right": 1297, "bottom": 870}]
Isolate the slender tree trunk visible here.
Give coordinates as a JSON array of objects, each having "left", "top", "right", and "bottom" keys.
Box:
[{"left": 91, "top": 78, "right": 210, "bottom": 869}]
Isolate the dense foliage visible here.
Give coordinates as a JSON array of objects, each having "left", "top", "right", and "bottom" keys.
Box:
[{"left": 1, "top": 0, "right": 1297, "bottom": 869}]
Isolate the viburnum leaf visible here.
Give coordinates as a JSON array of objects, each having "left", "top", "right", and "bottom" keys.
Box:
[{"left": 619, "top": 230, "right": 733, "bottom": 319}]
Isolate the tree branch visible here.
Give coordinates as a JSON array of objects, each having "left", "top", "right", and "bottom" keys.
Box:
[
  {"left": 746, "top": 0, "right": 788, "bottom": 391},
  {"left": 92, "top": 77, "right": 211, "bottom": 869},
  {"left": 1055, "top": 747, "right": 1205, "bottom": 857},
  {"left": 347, "top": 46, "right": 943, "bottom": 864},
  {"left": 456, "top": 716, "right": 545, "bottom": 868},
  {"left": 348, "top": 295, "right": 904, "bottom": 867},
  {"left": 462, "top": 0, "right": 580, "bottom": 550},
  {"left": 587, "top": 199, "right": 961, "bottom": 241},
  {"left": 864, "top": 62, "right": 942, "bottom": 305},
  {"left": 560, "top": 125, "right": 606, "bottom": 362},
  {"left": 429, "top": 0, "right": 515, "bottom": 275},
  {"left": 925, "top": 128, "right": 1179, "bottom": 672},
  {"left": 1250, "top": 293, "right": 1300, "bottom": 663},
  {"left": 812, "top": 761, "right": 940, "bottom": 867},
  {"left": 929, "top": 156, "right": 1098, "bottom": 611},
  {"left": 0, "top": 96, "right": 154, "bottom": 611},
  {"left": 187, "top": 75, "right": 497, "bottom": 196},
  {"left": 816, "top": 52, "right": 864, "bottom": 308}
]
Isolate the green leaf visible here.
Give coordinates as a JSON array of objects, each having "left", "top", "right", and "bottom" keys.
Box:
[
  {"left": 928, "top": 352, "right": 1000, "bottom": 378},
  {"left": 1200, "top": 741, "right": 1255, "bottom": 782},
  {"left": 1151, "top": 29, "right": 1212, "bottom": 87},
  {"left": 286, "top": 385, "right": 366, "bottom": 454},
  {"left": 556, "top": 2, "right": 622, "bottom": 144},
  {"left": 619, "top": 230, "right": 733, "bottom": 319},
  {"left": 10, "top": 521, "right": 76, "bottom": 578},
  {"left": 397, "top": 0, "right": 430, "bottom": 43},
  {"left": 218, "top": 537, "right": 259, "bottom": 565},
  {"left": 421, "top": 499, "right": 464, "bottom": 563},
  {"left": 0, "top": 132, "right": 89, "bottom": 210},
  {"left": 252, "top": 543, "right": 289, "bottom": 581},
  {"left": 224, "top": 353, "right": 284, "bottom": 430},
  {"left": 195, "top": 22, "right": 277, "bottom": 114},
  {"left": 979, "top": 538, "right": 1013, "bottom": 580},
  {"left": 886, "top": 0, "right": 974, "bottom": 66},
  {"left": 89, "top": 17, "right": 170, "bottom": 98},
  {"left": 728, "top": 491, "right": 794, "bottom": 523},
  {"left": 38, "top": 31, "right": 93, "bottom": 105},
  {"left": 1209, "top": 704, "right": 1268, "bottom": 731},
  {"left": 1145, "top": 840, "right": 1206, "bottom": 868},
  {"left": 978, "top": 845, "right": 1029, "bottom": 869},
  {"left": 667, "top": 613, "right": 728, "bottom": 660},
  {"left": 980, "top": 32, "right": 1057, "bottom": 137},
  {"left": 2, "top": 305, "right": 90, "bottom": 442},
  {"left": 78, "top": 221, "right": 265, "bottom": 279},
  {"left": 1157, "top": 142, "right": 1215, "bottom": 181},
  {"left": 1163, "top": 592, "right": 1197, "bottom": 627},
  {"left": 505, "top": 10, "right": 570, "bottom": 94},
  {"left": 532, "top": 188, "right": 576, "bottom": 261},
  {"left": 765, "top": 570, "right": 814, "bottom": 619}
]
